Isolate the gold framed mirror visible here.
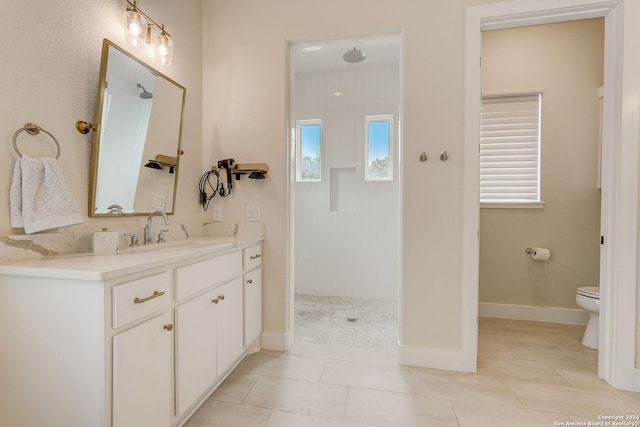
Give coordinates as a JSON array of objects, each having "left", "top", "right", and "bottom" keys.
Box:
[{"left": 89, "top": 39, "right": 186, "bottom": 217}]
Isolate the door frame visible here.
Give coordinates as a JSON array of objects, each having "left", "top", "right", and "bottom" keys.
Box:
[{"left": 463, "top": 0, "right": 637, "bottom": 390}]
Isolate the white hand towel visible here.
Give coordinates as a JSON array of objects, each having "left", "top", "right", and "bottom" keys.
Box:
[{"left": 10, "top": 155, "right": 83, "bottom": 234}]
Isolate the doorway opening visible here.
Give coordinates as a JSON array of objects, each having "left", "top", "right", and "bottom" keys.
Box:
[
  {"left": 289, "top": 32, "right": 402, "bottom": 353},
  {"left": 464, "top": 1, "right": 637, "bottom": 391},
  {"left": 478, "top": 19, "right": 604, "bottom": 375}
]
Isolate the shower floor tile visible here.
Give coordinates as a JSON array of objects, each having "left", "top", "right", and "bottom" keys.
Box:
[{"left": 294, "top": 294, "right": 397, "bottom": 352}]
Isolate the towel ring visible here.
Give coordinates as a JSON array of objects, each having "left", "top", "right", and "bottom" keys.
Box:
[{"left": 12, "top": 123, "right": 61, "bottom": 160}]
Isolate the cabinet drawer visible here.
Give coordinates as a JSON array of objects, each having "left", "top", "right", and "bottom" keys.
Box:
[
  {"left": 112, "top": 272, "right": 171, "bottom": 328},
  {"left": 175, "top": 251, "right": 242, "bottom": 300},
  {"left": 244, "top": 244, "right": 262, "bottom": 271}
]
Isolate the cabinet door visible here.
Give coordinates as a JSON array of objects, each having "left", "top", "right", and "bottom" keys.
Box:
[
  {"left": 113, "top": 312, "right": 172, "bottom": 427},
  {"left": 216, "top": 277, "right": 244, "bottom": 375},
  {"left": 175, "top": 288, "right": 218, "bottom": 416},
  {"left": 244, "top": 267, "right": 262, "bottom": 346}
]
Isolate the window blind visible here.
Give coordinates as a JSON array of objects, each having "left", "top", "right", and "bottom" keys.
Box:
[{"left": 480, "top": 94, "right": 541, "bottom": 203}]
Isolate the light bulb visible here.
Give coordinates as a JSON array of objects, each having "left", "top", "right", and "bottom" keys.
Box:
[
  {"left": 128, "top": 22, "right": 143, "bottom": 36},
  {"left": 158, "top": 44, "right": 169, "bottom": 56},
  {"left": 124, "top": 10, "right": 147, "bottom": 47},
  {"left": 154, "top": 31, "right": 174, "bottom": 65}
]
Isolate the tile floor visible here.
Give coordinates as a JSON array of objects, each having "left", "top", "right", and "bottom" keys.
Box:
[
  {"left": 294, "top": 295, "right": 398, "bottom": 351},
  {"left": 185, "top": 317, "right": 640, "bottom": 427}
]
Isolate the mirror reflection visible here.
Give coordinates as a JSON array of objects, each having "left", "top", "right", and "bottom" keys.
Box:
[{"left": 89, "top": 39, "right": 186, "bottom": 217}]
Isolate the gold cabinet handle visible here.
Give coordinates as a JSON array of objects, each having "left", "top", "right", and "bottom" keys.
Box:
[
  {"left": 247, "top": 279, "right": 253, "bottom": 284},
  {"left": 219, "top": 295, "right": 225, "bottom": 301},
  {"left": 164, "top": 324, "right": 173, "bottom": 331},
  {"left": 212, "top": 298, "right": 219, "bottom": 304},
  {"left": 134, "top": 290, "right": 165, "bottom": 304},
  {"left": 250, "top": 254, "right": 262, "bottom": 260}
]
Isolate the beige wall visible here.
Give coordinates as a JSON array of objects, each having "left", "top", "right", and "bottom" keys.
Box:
[
  {"left": 480, "top": 19, "right": 604, "bottom": 309},
  {"left": 201, "top": 0, "right": 499, "bottom": 351},
  {"left": 0, "top": 0, "right": 203, "bottom": 234}
]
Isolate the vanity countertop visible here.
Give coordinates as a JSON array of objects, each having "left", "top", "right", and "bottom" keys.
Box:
[{"left": 0, "top": 235, "right": 262, "bottom": 281}]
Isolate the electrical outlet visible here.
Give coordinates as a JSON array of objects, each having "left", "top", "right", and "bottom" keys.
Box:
[
  {"left": 152, "top": 194, "right": 166, "bottom": 210},
  {"left": 213, "top": 206, "right": 223, "bottom": 221},
  {"left": 246, "top": 206, "right": 260, "bottom": 221}
]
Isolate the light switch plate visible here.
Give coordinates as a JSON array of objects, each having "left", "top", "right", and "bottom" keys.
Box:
[
  {"left": 246, "top": 206, "right": 260, "bottom": 221},
  {"left": 213, "top": 206, "right": 223, "bottom": 221},
  {"left": 152, "top": 194, "right": 166, "bottom": 210}
]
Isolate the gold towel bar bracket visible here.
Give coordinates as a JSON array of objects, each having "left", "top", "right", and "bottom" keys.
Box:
[{"left": 75, "top": 120, "right": 99, "bottom": 135}]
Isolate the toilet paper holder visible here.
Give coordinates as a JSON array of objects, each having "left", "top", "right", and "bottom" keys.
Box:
[{"left": 525, "top": 247, "right": 551, "bottom": 261}]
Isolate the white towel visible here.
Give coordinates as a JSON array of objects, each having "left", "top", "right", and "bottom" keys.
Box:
[{"left": 10, "top": 155, "right": 83, "bottom": 234}]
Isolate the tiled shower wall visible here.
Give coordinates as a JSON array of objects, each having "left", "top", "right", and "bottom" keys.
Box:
[{"left": 294, "top": 66, "right": 400, "bottom": 301}]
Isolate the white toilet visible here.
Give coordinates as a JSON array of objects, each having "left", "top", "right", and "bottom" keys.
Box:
[{"left": 575, "top": 286, "right": 600, "bottom": 349}]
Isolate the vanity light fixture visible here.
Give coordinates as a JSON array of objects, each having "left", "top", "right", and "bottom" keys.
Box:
[
  {"left": 124, "top": 4, "right": 147, "bottom": 47},
  {"left": 154, "top": 25, "right": 174, "bottom": 66},
  {"left": 124, "top": 0, "right": 174, "bottom": 66}
]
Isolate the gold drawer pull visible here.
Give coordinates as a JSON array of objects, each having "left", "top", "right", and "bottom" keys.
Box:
[
  {"left": 247, "top": 279, "right": 253, "bottom": 284},
  {"left": 212, "top": 298, "right": 219, "bottom": 304},
  {"left": 164, "top": 324, "right": 173, "bottom": 331},
  {"left": 219, "top": 295, "right": 225, "bottom": 301},
  {"left": 134, "top": 290, "right": 165, "bottom": 304},
  {"left": 250, "top": 254, "right": 262, "bottom": 260}
]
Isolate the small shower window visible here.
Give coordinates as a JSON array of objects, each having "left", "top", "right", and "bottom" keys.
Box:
[
  {"left": 296, "top": 119, "right": 322, "bottom": 182},
  {"left": 365, "top": 115, "right": 393, "bottom": 181}
]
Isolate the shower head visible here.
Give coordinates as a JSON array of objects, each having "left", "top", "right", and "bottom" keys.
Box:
[
  {"left": 343, "top": 47, "right": 367, "bottom": 64},
  {"left": 137, "top": 83, "right": 154, "bottom": 99}
]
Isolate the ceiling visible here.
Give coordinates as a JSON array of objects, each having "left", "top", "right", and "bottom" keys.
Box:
[{"left": 292, "top": 33, "right": 401, "bottom": 74}]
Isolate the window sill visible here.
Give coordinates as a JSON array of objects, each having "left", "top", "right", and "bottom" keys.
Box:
[{"left": 481, "top": 201, "right": 545, "bottom": 210}]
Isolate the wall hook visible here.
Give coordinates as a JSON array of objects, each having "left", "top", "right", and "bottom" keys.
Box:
[
  {"left": 440, "top": 151, "right": 448, "bottom": 161},
  {"left": 419, "top": 152, "right": 428, "bottom": 162}
]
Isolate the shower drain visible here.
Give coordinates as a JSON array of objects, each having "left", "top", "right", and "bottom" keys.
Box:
[{"left": 346, "top": 318, "right": 358, "bottom": 323}]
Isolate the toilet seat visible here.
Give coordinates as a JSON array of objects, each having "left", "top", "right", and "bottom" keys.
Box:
[{"left": 577, "top": 286, "right": 600, "bottom": 299}]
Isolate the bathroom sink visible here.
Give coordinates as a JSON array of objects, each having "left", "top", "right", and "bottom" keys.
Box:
[{"left": 118, "top": 238, "right": 229, "bottom": 254}]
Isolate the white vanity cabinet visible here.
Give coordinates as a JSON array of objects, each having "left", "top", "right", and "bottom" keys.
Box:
[
  {"left": 215, "top": 277, "right": 245, "bottom": 373},
  {"left": 175, "top": 287, "right": 219, "bottom": 416},
  {"left": 111, "top": 271, "right": 173, "bottom": 427},
  {"left": 112, "top": 311, "right": 173, "bottom": 427},
  {"left": 0, "top": 238, "right": 263, "bottom": 427},
  {"left": 174, "top": 251, "right": 244, "bottom": 417},
  {"left": 243, "top": 244, "right": 263, "bottom": 347}
]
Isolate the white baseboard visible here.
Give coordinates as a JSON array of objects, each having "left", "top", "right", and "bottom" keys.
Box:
[
  {"left": 260, "top": 331, "right": 291, "bottom": 352},
  {"left": 399, "top": 344, "right": 476, "bottom": 372},
  {"left": 634, "top": 369, "right": 640, "bottom": 392},
  {"left": 479, "top": 302, "right": 588, "bottom": 325}
]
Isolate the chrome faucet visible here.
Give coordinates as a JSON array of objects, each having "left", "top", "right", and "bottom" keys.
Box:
[
  {"left": 106, "top": 204, "right": 124, "bottom": 215},
  {"left": 144, "top": 210, "right": 169, "bottom": 245}
]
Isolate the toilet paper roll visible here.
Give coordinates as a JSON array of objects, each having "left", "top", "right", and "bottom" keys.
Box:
[{"left": 531, "top": 247, "right": 550, "bottom": 261}]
